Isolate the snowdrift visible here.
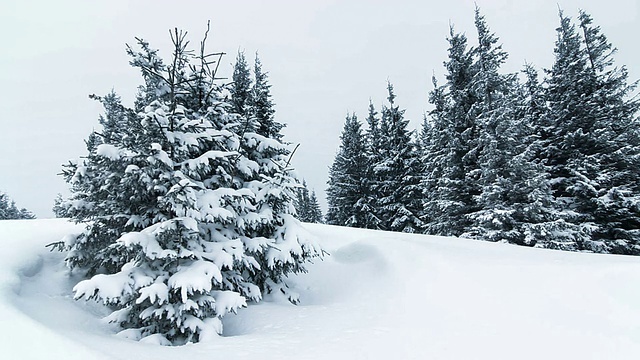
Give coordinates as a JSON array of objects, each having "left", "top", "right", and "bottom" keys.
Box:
[{"left": 1, "top": 219, "right": 640, "bottom": 359}]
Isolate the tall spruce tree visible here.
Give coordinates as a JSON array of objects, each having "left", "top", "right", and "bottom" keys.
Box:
[
  {"left": 462, "top": 8, "right": 561, "bottom": 245},
  {"left": 423, "top": 26, "right": 479, "bottom": 236},
  {"left": 421, "top": 76, "right": 449, "bottom": 233},
  {"left": 326, "top": 113, "right": 369, "bottom": 227},
  {"left": 541, "top": 10, "right": 640, "bottom": 253},
  {"left": 468, "top": 64, "right": 561, "bottom": 246},
  {"left": 294, "top": 180, "right": 312, "bottom": 222},
  {"left": 65, "top": 27, "right": 321, "bottom": 344},
  {"left": 464, "top": 7, "right": 513, "bottom": 240},
  {"left": 252, "top": 54, "right": 284, "bottom": 139},
  {"left": 360, "top": 100, "right": 385, "bottom": 229},
  {"left": 372, "top": 84, "right": 424, "bottom": 233},
  {"left": 540, "top": 11, "right": 595, "bottom": 251},
  {"left": 508, "top": 64, "right": 569, "bottom": 247},
  {"left": 308, "top": 191, "right": 323, "bottom": 224},
  {"left": 575, "top": 11, "right": 640, "bottom": 253},
  {"left": 230, "top": 50, "right": 254, "bottom": 133}
]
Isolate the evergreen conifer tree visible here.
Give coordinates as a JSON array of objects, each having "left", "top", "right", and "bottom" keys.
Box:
[
  {"left": 65, "top": 27, "right": 321, "bottom": 344},
  {"left": 541, "top": 10, "right": 640, "bottom": 253},
  {"left": 326, "top": 113, "right": 369, "bottom": 227},
  {"left": 421, "top": 77, "right": 450, "bottom": 233},
  {"left": 252, "top": 54, "right": 284, "bottom": 139},
  {"left": 308, "top": 191, "right": 323, "bottom": 223},
  {"left": 61, "top": 90, "right": 143, "bottom": 274},
  {"left": 463, "top": 7, "right": 513, "bottom": 240},
  {"left": 230, "top": 51, "right": 253, "bottom": 120},
  {"left": 372, "top": 84, "right": 424, "bottom": 233},
  {"left": 469, "top": 64, "right": 561, "bottom": 246},
  {"left": 423, "top": 26, "right": 479, "bottom": 236},
  {"left": 461, "top": 8, "right": 559, "bottom": 245},
  {"left": 231, "top": 52, "right": 318, "bottom": 300},
  {"left": 294, "top": 180, "right": 323, "bottom": 223},
  {"left": 359, "top": 101, "right": 385, "bottom": 229}
]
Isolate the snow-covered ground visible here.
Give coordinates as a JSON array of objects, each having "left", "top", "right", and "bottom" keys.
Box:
[{"left": 2, "top": 219, "right": 640, "bottom": 359}]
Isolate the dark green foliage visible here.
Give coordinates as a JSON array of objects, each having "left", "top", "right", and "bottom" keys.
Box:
[
  {"left": 252, "top": 55, "right": 284, "bottom": 140},
  {"left": 360, "top": 101, "right": 385, "bottom": 229},
  {"left": 422, "top": 26, "right": 480, "bottom": 236},
  {"left": 326, "top": 113, "right": 369, "bottom": 227},
  {"left": 373, "top": 84, "right": 424, "bottom": 233},
  {"left": 230, "top": 51, "right": 253, "bottom": 121},
  {"left": 327, "top": 85, "right": 424, "bottom": 233}
]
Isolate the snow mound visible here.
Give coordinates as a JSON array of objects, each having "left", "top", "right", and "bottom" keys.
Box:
[{"left": 2, "top": 219, "right": 640, "bottom": 359}]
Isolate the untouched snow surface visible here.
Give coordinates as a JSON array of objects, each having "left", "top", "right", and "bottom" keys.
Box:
[{"left": 2, "top": 219, "right": 640, "bottom": 359}]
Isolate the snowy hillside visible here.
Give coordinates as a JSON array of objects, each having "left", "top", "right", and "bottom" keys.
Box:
[{"left": 2, "top": 219, "right": 640, "bottom": 359}]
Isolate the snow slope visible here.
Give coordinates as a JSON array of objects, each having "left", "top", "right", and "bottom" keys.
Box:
[{"left": 2, "top": 219, "right": 640, "bottom": 359}]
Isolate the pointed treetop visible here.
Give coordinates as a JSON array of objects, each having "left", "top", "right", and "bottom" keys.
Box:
[
  {"left": 473, "top": 6, "right": 508, "bottom": 71},
  {"left": 231, "top": 49, "right": 253, "bottom": 119},
  {"left": 578, "top": 10, "right": 616, "bottom": 73},
  {"left": 386, "top": 81, "right": 396, "bottom": 105},
  {"left": 366, "top": 99, "right": 378, "bottom": 129},
  {"left": 549, "top": 9, "right": 590, "bottom": 91}
]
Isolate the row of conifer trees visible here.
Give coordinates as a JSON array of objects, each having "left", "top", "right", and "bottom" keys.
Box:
[
  {"left": 326, "top": 8, "right": 640, "bottom": 255},
  {"left": 0, "top": 191, "right": 35, "bottom": 220}
]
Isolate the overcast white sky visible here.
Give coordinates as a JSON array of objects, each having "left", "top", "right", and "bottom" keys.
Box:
[{"left": 1, "top": 0, "right": 638, "bottom": 217}]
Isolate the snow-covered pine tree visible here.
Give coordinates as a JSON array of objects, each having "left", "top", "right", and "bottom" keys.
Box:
[
  {"left": 468, "top": 61, "right": 563, "bottom": 246},
  {"left": 230, "top": 51, "right": 253, "bottom": 121},
  {"left": 0, "top": 193, "right": 13, "bottom": 220},
  {"left": 420, "top": 77, "right": 450, "bottom": 233},
  {"left": 422, "top": 26, "right": 480, "bottom": 236},
  {"left": 66, "top": 27, "right": 321, "bottom": 345},
  {"left": 540, "top": 10, "right": 640, "bottom": 253},
  {"left": 0, "top": 191, "right": 35, "bottom": 220},
  {"left": 573, "top": 11, "right": 640, "bottom": 253},
  {"left": 252, "top": 54, "right": 284, "bottom": 139},
  {"left": 230, "top": 52, "right": 320, "bottom": 302},
  {"left": 461, "top": 8, "right": 562, "bottom": 246},
  {"left": 540, "top": 11, "right": 598, "bottom": 251},
  {"left": 61, "top": 91, "right": 143, "bottom": 274},
  {"left": 308, "top": 191, "right": 323, "bottom": 223},
  {"left": 372, "top": 83, "right": 424, "bottom": 233},
  {"left": 502, "top": 64, "right": 571, "bottom": 248},
  {"left": 359, "top": 100, "right": 385, "bottom": 229},
  {"left": 326, "top": 113, "right": 369, "bottom": 227},
  {"left": 294, "top": 180, "right": 323, "bottom": 223},
  {"left": 19, "top": 208, "right": 35, "bottom": 219},
  {"left": 463, "top": 7, "right": 514, "bottom": 240},
  {"left": 294, "top": 180, "right": 311, "bottom": 221}
]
